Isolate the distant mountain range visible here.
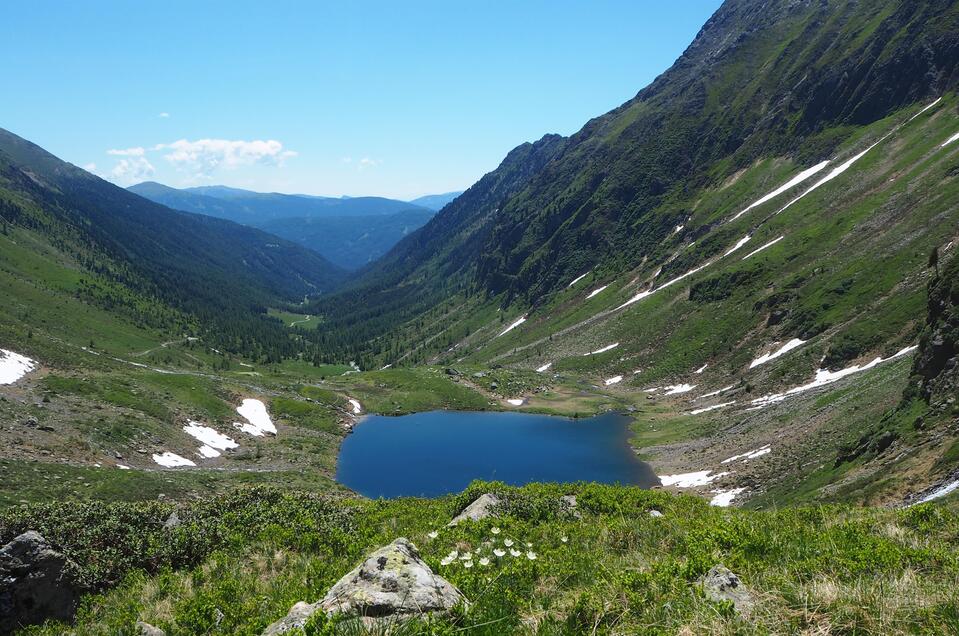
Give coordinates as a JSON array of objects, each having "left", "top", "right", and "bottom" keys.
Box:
[{"left": 128, "top": 182, "right": 460, "bottom": 269}]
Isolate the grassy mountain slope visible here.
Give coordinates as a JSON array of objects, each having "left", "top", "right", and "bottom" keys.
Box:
[
  {"left": 0, "top": 128, "right": 346, "bottom": 361},
  {"left": 293, "top": 0, "right": 959, "bottom": 506}
]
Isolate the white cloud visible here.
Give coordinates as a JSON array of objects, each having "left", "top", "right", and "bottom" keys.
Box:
[
  {"left": 341, "top": 157, "right": 353, "bottom": 164},
  {"left": 358, "top": 157, "right": 382, "bottom": 169},
  {"left": 81, "top": 163, "right": 97, "bottom": 172},
  {"left": 158, "top": 112, "right": 170, "bottom": 118},
  {"left": 154, "top": 138, "right": 297, "bottom": 177},
  {"left": 109, "top": 157, "right": 155, "bottom": 186},
  {"left": 107, "top": 147, "right": 146, "bottom": 157}
]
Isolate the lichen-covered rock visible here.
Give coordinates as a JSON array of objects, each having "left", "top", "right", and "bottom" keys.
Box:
[
  {"left": 136, "top": 620, "right": 166, "bottom": 636},
  {"left": 262, "top": 538, "right": 465, "bottom": 634},
  {"left": 0, "top": 531, "right": 80, "bottom": 633},
  {"left": 700, "top": 564, "right": 753, "bottom": 613},
  {"left": 559, "top": 494, "right": 582, "bottom": 519},
  {"left": 448, "top": 493, "right": 501, "bottom": 526},
  {"left": 262, "top": 601, "right": 318, "bottom": 635}
]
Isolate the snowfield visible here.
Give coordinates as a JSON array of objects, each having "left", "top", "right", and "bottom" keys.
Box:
[
  {"left": 695, "top": 384, "right": 736, "bottom": 400},
  {"left": 710, "top": 487, "right": 747, "bottom": 507},
  {"left": 183, "top": 421, "right": 238, "bottom": 458},
  {"left": 234, "top": 398, "right": 277, "bottom": 436},
  {"left": 506, "top": 398, "right": 524, "bottom": 406},
  {"left": 584, "top": 342, "right": 619, "bottom": 356},
  {"left": 915, "top": 478, "right": 959, "bottom": 504},
  {"left": 723, "top": 235, "right": 751, "bottom": 257},
  {"left": 659, "top": 470, "right": 729, "bottom": 488},
  {"left": 741, "top": 235, "right": 784, "bottom": 260},
  {"left": 535, "top": 362, "right": 552, "bottom": 373},
  {"left": 749, "top": 338, "right": 805, "bottom": 369},
  {"left": 689, "top": 401, "right": 736, "bottom": 415},
  {"left": 586, "top": 285, "right": 608, "bottom": 299},
  {"left": 152, "top": 452, "right": 196, "bottom": 468},
  {"left": 567, "top": 272, "right": 590, "bottom": 287},
  {"left": 727, "top": 160, "right": 830, "bottom": 224},
  {"left": 663, "top": 383, "right": 696, "bottom": 395},
  {"left": 604, "top": 375, "right": 623, "bottom": 386},
  {"left": 722, "top": 445, "right": 772, "bottom": 464},
  {"left": 498, "top": 316, "right": 527, "bottom": 337},
  {"left": 749, "top": 346, "right": 918, "bottom": 409},
  {"left": 348, "top": 398, "right": 363, "bottom": 414},
  {"left": 0, "top": 349, "right": 36, "bottom": 385}
]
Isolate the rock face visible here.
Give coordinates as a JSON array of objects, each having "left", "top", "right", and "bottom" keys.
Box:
[
  {"left": 262, "top": 538, "right": 465, "bottom": 634},
  {"left": 0, "top": 531, "right": 80, "bottom": 633},
  {"left": 448, "top": 493, "right": 501, "bottom": 526},
  {"left": 701, "top": 565, "right": 753, "bottom": 613}
]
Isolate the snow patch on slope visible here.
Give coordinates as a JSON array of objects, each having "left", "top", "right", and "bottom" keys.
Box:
[
  {"left": 498, "top": 316, "right": 527, "bottom": 337},
  {"left": 604, "top": 375, "right": 623, "bottom": 386},
  {"left": 183, "top": 422, "right": 238, "bottom": 458},
  {"left": 727, "top": 161, "right": 830, "bottom": 224},
  {"left": 584, "top": 342, "right": 619, "bottom": 356},
  {"left": 234, "top": 398, "right": 277, "bottom": 436},
  {"left": 689, "top": 401, "right": 736, "bottom": 415},
  {"left": 586, "top": 285, "right": 608, "bottom": 299},
  {"left": 152, "top": 452, "right": 196, "bottom": 468},
  {"left": 741, "top": 235, "right": 784, "bottom": 260},
  {"left": 0, "top": 349, "right": 36, "bottom": 385},
  {"left": 749, "top": 346, "right": 918, "bottom": 409},
  {"left": 660, "top": 471, "right": 728, "bottom": 488},
  {"left": 749, "top": 338, "right": 805, "bottom": 369}
]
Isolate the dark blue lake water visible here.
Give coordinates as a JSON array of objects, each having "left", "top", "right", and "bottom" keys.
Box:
[{"left": 335, "top": 410, "right": 658, "bottom": 498}]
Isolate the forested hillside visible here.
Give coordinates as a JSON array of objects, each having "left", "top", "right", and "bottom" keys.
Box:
[{"left": 0, "top": 128, "right": 345, "bottom": 361}]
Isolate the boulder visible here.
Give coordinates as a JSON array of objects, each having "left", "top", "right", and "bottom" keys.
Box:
[
  {"left": 559, "top": 495, "right": 582, "bottom": 519},
  {"left": 162, "top": 511, "right": 181, "bottom": 530},
  {"left": 136, "top": 620, "right": 166, "bottom": 635},
  {"left": 700, "top": 565, "right": 753, "bottom": 613},
  {"left": 0, "top": 531, "right": 80, "bottom": 633},
  {"left": 448, "top": 493, "right": 502, "bottom": 526},
  {"left": 648, "top": 509, "right": 664, "bottom": 518},
  {"left": 262, "top": 538, "right": 465, "bottom": 634}
]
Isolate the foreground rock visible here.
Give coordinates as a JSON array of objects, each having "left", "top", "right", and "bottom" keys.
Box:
[
  {"left": 447, "top": 493, "right": 502, "bottom": 526},
  {"left": 0, "top": 531, "right": 80, "bottom": 633},
  {"left": 700, "top": 565, "right": 754, "bottom": 613},
  {"left": 136, "top": 620, "right": 166, "bottom": 635},
  {"left": 559, "top": 494, "right": 582, "bottom": 519},
  {"left": 263, "top": 538, "right": 466, "bottom": 634}
]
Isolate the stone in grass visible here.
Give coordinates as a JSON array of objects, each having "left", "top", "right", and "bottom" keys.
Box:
[
  {"left": 262, "top": 538, "right": 466, "bottom": 634},
  {"left": 0, "top": 531, "right": 80, "bottom": 633},
  {"left": 700, "top": 565, "right": 754, "bottom": 613},
  {"left": 136, "top": 620, "right": 166, "bottom": 636},
  {"left": 559, "top": 494, "right": 582, "bottom": 519},
  {"left": 648, "top": 509, "right": 664, "bottom": 518},
  {"left": 447, "top": 493, "right": 502, "bottom": 526}
]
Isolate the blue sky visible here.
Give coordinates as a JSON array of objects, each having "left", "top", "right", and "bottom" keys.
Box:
[{"left": 3, "top": 1, "right": 722, "bottom": 199}]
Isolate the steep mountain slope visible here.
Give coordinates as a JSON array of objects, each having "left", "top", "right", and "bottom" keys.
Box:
[
  {"left": 409, "top": 190, "right": 463, "bottom": 210},
  {"left": 297, "top": 0, "right": 959, "bottom": 505},
  {"left": 129, "top": 182, "right": 437, "bottom": 269},
  {"left": 310, "top": 0, "right": 959, "bottom": 362},
  {"left": 0, "top": 128, "right": 345, "bottom": 360}
]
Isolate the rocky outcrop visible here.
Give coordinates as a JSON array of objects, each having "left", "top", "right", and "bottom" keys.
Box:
[
  {"left": 262, "top": 538, "right": 465, "bottom": 634},
  {"left": 700, "top": 565, "right": 754, "bottom": 613},
  {"left": 0, "top": 531, "right": 80, "bottom": 633},
  {"left": 912, "top": 250, "right": 959, "bottom": 406},
  {"left": 448, "top": 493, "right": 501, "bottom": 526}
]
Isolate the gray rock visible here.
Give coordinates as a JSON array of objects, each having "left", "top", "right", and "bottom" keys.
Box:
[
  {"left": 136, "top": 620, "right": 166, "bottom": 636},
  {"left": 701, "top": 565, "right": 753, "bottom": 613},
  {"left": 648, "top": 509, "right": 664, "bottom": 518},
  {"left": 0, "top": 531, "right": 80, "bottom": 633},
  {"left": 162, "top": 511, "right": 181, "bottom": 530},
  {"left": 262, "top": 538, "right": 465, "bottom": 634},
  {"left": 262, "top": 601, "right": 316, "bottom": 635},
  {"left": 559, "top": 495, "right": 582, "bottom": 519},
  {"left": 448, "top": 493, "right": 502, "bottom": 526}
]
